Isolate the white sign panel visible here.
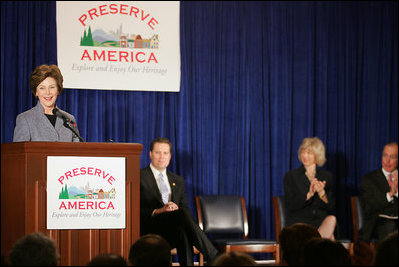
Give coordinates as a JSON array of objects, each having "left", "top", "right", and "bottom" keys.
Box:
[
  {"left": 56, "top": 1, "right": 180, "bottom": 92},
  {"left": 47, "top": 156, "right": 125, "bottom": 229}
]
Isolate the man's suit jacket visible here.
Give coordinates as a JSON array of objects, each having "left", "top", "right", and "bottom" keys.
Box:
[
  {"left": 13, "top": 102, "right": 80, "bottom": 142},
  {"left": 360, "top": 169, "right": 398, "bottom": 240},
  {"left": 284, "top": 165, "right": 336, "bottom": 227},
  {"left": 140, "top": 166, "right": 191, "bottom": 235}
]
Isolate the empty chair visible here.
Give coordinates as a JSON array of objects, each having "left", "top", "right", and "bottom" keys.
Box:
[
  {"left": 272, "top": 195, "right": 287, "bottom": 243},
  {"left": 351, "top": 196, "right": 364, "bottom": 243},
  {"left": 195, "top": 195, "right": 279, "bottom": 265},
  {"left": 350, "top": 196, "right": 380, "bottom": 254}
]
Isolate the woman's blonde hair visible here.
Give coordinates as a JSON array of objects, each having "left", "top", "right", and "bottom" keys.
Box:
[{"left": 298, "top": 137, "right": 326, "bottom": 167}]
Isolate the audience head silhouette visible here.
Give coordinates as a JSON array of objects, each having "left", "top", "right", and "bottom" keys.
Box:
[
  {"left": 211, "top": 251, "right": 256, "bottom": 266},
  {"left": 9, "top": 232, "right": 58, "bottom": 266},
  {"left": 87, "top": 253, "right": 127, "bottom": 266},
  {"left": 303, "top": 237, "right": 351, "bottom": 266},
  {"left": 374, "top": 230, "right": 398, "bottom": 266},
  {"left": 279, "top": 223, "right": 321, "bottom": 265},
  {"left": 128, "top": 234, "right": 171, "bottom": 266}
]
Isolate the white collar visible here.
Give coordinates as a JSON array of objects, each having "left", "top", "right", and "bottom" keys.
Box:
[
  {"left": 150, "top": 163, "right": 167, "bottom": 178},
  {"left": 382, "top": 168, "right": 397, "bottom": 178}
]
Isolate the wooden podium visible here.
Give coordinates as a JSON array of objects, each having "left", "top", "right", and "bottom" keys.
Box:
[{"left": 1, "top": 142, "right": 143, "bottom": 265}]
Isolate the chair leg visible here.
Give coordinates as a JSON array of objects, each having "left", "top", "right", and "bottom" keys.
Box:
[
  {"left": 198, "top": 252, "right": 204, "bottom": 266},
  {"left": 275, "top": 244, "right": 280, "bottom": 265},
  {"left": 193, "top": 246, "right": 204, "bottom": 266},
  {"left": 171, "top": 247, "right": 204, "bottom": 266}
]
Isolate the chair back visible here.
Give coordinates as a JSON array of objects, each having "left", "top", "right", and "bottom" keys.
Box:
[
  {"left": 351, "top": 196, "right": 364, "bottom": 242},
  {"left": 195, "top": 195, "right": 248, "bottom": 238},
  {"left": 272, "top": 196, "right": 287, "bottom": 243}
]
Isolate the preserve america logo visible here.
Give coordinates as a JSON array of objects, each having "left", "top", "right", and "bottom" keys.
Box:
[
  {"left": 57, "top": 1, "right": 181, "bottom": 91},
  {"left": 47, "top": 156, "right": 125, "bottom": 229},
  {"left": 78, "top": 4, "right": 160, "bottom": 63}
]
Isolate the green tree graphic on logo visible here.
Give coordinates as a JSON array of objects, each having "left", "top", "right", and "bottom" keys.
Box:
[
  {"left": 80, "top": 26, "right": 94, "bottom": 46},
  {"left": 59, "top": 184, "right": 70, "bottom": 199}
]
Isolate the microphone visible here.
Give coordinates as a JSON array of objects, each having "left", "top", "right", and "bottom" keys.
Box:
[
  {"left": 52, "top": 108, "right": 73, "bottom": 123},
  {"left": 52, "top": 108, "right": 84, "bottom": 142}
]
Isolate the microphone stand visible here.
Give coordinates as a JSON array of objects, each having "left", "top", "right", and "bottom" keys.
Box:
[{"left": 63, "top": 121, "right": 84, "bottom": 142}]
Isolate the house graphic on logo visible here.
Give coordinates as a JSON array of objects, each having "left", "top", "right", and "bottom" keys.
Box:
[
  {"left": 59, "top": 184, "right": 116, "bottom": 200},
  {"left": 80, "top": 25, "right": 159, "bottom": 49}
]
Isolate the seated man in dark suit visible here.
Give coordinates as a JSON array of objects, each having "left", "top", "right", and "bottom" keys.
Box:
[
  {"left": 140, "top": 137, "right": 219, "bottom": 266},
  {"left": 361, "top": 142, "right": 398, "bottom": 241}
]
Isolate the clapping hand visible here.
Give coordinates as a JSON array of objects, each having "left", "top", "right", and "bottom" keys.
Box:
[
  {"left": 389, "top": 170, "right": 398, "bottom": 196},
  {"left": 313, "top": 179, "right": 327, "bottom": 196},
  {"left": 307, "top": 178, "right": 327, "bottom": 200}
]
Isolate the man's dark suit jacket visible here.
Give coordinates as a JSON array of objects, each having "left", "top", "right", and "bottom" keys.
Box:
[
  {"left": 140, "top": 165, "right": 191, "bottom": 235},
  {"left": 284, "top": 165, "right": 336, "bottom": 228},
  {"left": 360, "top": 169, "right": 398, "bottom": 241},
  {"left": 139, "top": 166, "right": 218, "bottom": 265}
]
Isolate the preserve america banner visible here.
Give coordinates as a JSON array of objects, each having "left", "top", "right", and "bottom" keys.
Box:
[
  {"left": 47, "top": 156, "right": 125, "bottom": 229},
  {"left": 56, "top": 1, "right": 180, "bottom": 91}
]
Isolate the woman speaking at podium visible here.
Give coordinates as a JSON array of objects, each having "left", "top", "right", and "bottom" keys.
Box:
[{"left": 13, "top": 64, "right": 82, "bottom": 142}]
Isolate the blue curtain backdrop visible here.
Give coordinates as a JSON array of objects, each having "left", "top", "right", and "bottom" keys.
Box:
[{"left": 1, "top": 1, "right": 398, "bottom": 242}]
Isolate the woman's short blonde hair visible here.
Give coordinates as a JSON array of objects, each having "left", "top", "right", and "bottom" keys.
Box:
[{"left": 298, "top": 137, "right": 326, "bottom": 167}]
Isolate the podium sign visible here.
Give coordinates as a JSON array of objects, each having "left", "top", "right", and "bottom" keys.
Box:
[{"left": 47, "top": 156, "right": 125, "bottom": 229}]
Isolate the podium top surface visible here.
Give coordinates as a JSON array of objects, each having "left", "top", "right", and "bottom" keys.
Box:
[{"left": 1, "top": 142, "right": 143, "bottom": 156}]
